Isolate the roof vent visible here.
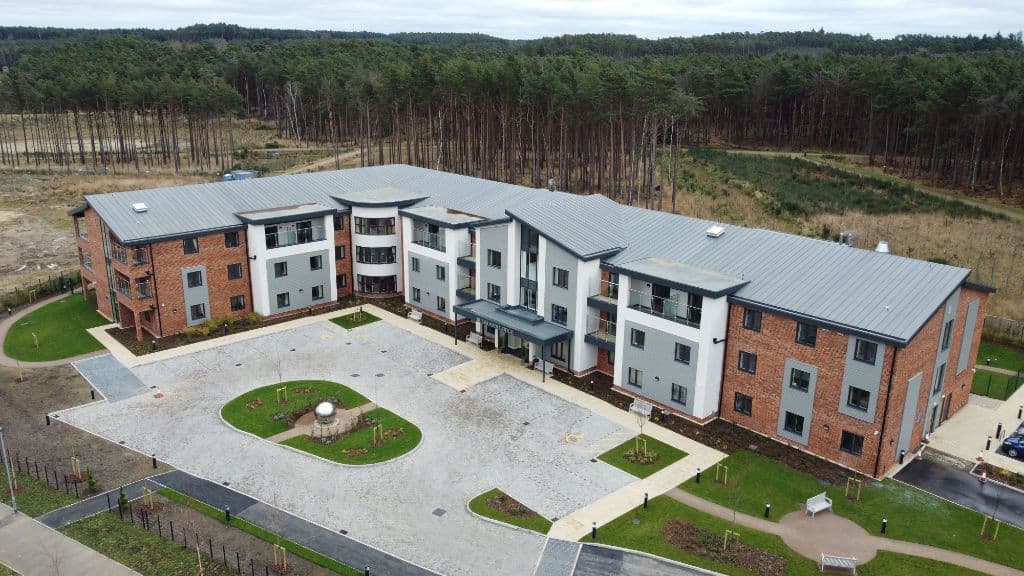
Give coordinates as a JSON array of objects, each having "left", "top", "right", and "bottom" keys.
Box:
[
  {"left": 131, "top": 202, "right": 148, "bottom": 213},
  {"left": 705, "top": 225, "right": 725, "bottom": 238},
  {"left": 875, "top": 240, "right": 890, "bottom": 254}
]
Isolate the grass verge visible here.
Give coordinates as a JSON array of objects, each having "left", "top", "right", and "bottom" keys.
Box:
[
  {"left": 597, "top": 434, "right": 687, "bottom": 478},
  {"left": 3, "top": 293, "right": 106, "bottom": 361},
  {"left": 281, "top": 407, "right": 421, "bottom": 464},
  {"left": 221, "top": 380, "right": 370, "bottom": 438},
  {"left": 978, "top": 341, "right": 1024, "bottom": 372},
  {"left": 0, "top": 467, "right": 79, "bottom": 517},
  {"left": 330, "top": 311, "right": 380, "bottom": 329},
  {"left": 157, "top": 487, "right": 362, "bottom": 575},
  {"left": 680, "top": 451, "right": 1024, "bottom": 569},
  {"left": 468, "top": 488, "right": 552, "bottom": 534}
]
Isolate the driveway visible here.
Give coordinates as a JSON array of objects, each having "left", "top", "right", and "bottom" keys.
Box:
[
  {"left": 54, "top": 321, "right": 636, "bottom": 576},
  {"left": 895, "top": 458, "right": 1024, "bottom": 530}
]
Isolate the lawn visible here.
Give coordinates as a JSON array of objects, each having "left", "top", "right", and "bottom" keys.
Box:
[
  {"left": 468, "top": 488, "right": 552, "bottom": 534},
  {"left": 680, "top": 451, "right": 1024, "bottom": 569},
  {"left": 597, "top": 434, "right": 688, "bottom": 478},
  {"left": 61, "top": 512, "right": 234, "bottom": 576},
  {"left": 972, "top": 370, "right": 1022, "bottom": 400},
  {"left": 978, "top": 340, "right": 1024, "bottom": 372},
  {"left": 221, "top": 380, "right": 370, "bottom": 438},
  {"left": 0, "top": 564, "right": 17, "bottom": 576},
  {"left": 0, "top": 467, "right": 79, "bottom": 517},
  {"left": 330, "top": 310, "right": 381, "bottom": 329},
  {"left": 281, "top": 407, "right": 421, "bottom": 465},
  {"left": 591, "top": 495, "right": 989, "bottom": 576},
  {"left": 3, "top": 293, "right": 106, "bottom": 361},
  {"left": 157, "top": 487, "right": 362, "bottom": 575}
]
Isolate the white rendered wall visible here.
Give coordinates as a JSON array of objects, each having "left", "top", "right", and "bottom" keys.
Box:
[
  {"left": 573, "top": 258, "right": 602, "bottom": 371},
  {"left": 351, "top": 206, "right": 402, "bottom": 288}
]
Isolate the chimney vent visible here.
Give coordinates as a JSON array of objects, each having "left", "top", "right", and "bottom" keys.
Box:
[
  {"left": 705, "top": 225, "right": 725, "bottom": 238},
  {"left": 131, "top": 202, "right": 148, "bottom": 213},
  {"left": 875, "top": 240, "right": 890, "bottom": 254}
]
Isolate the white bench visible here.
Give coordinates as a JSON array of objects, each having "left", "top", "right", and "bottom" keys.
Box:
[
  {"left": 805, "top": 492, "right": 833, "bottom": 517},
  {"left": 408, "top": 309, "right": 423, "bottom": 322},
  {"left": 466, "top": 332, "right": 483, "bottom": 345},
  {"left": 820, "top": 553, "right": 856, "bottom": 574}
]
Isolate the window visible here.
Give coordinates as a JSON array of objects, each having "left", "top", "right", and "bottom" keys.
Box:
[
  {"left": 607, "top": 348, "right": 615, "bottom": 365},
  {"left": 230, "top": 295, "right": 245, "bottom": 311},
  {"left": 671, "top": 383, "right": 687, "bottom": 405},
  {"left": 552, "top": 267, "right": 569, "bottom": 289},
  {"left": 551, "top": 304, "right": 568, "bottom": 325},
  {"left": 743, "top": 308, "right": 762, "bottom": 332},
  {"left": 80, "top": 250, "right": 93, "bottom": 271},
  {"left": 941, "top": 319, "right": 954, "bottom": 351},
  {"left": 436, "top": 265, "right": 446, "bottom": 281},
  {"left": 627, "top": 367, "right": 643, "bottom": 388},
  {"left": 227, "top": 263, "right": 243, "bottom": 280},
  {"left": 356, "top": 246, "right": 396, "bottom": 264},
  {"left": 333, "top": 214, "right": 344, "bottom": 231},
  {"left": 734, "top": 392, "right": 752, "bottom": 416},
  {"left": 276, "top": 292, "right": 290, "bottom": 308},
  {"left": 224, "top": 231, "right": 240, "bottom": 248},
  {"left": 412, "top": 287, "right": 421, "bottom": 302},
  {"left": 738, "top": 351, "right": 757, "bottom": 374},
  {"left": 487, "top": 283, "right": 501, "bottom": 302},
  {"left": 357, "top": 275, "right": 397, "bottom": 294},
  {"left": 335, "top": 245, "right": 346, "bottom": 260},
  {"left": 630, "top": 328, "right": 645, "bottom": 349},
  {"left": 847, "top": 387, "right": 870, "bottom": 411},
  {"left": 310, "top": 255, "right": 323, "bottom": 271},
  {"left": 854, "top": 339, "right": 878, "bottom": 365},
  {"left": 933, "top": 362, "right": 946, "bottom": 393},
  {"left": 840, "top": 431, "right": 864, "bottom": 456},
  {"left": 789, "top": 368, "right": 811, "bottom": 392},
  {"left": 263, "top": 220, "right": 323, "bottom": 249},
  {"left": 550, "top": 341, "right": 566, "bottom": 361},
  {"left": 783, "top": 412, "right": 805, "bottom": 435},
  {"left": 310, "top": 285, "right": 323, "bottom": 300},
  {"left": 186, "top": 270, "right": 203, "bottom": 288},
  {"left": 274, "top": 262, "right": 288, "bottom": 278},
  {"left": 183, "top": 237, "right": 199, "bottom": 254},
  {"left": 686, "top": 293, "right": 703, "bottom": 327},
  {"left": 487, "top": 249, "right": 502, "bottom": 268},
  {"left": 354, "top": 217, "right": 395, "bottom": 235},
  {"left": 674, "top": 343, "right": 691, "bottom": 364},
  {"left": 411, "top": 257, "right": 420, "bottom": 272},
  {"left": 437, "top": 296, "right": 446, "bottom": 312},
  {"left": 76, "top": 216, "right": 88, "bottom": 240},
  {"left": 189, "top": 303, "right": 206, "bottom": 321},
  {"left": 520, "top": 287, "right": 537, "bottom": 310},
  {"left": 336, "top": 274, "right": 347, "bottom": 289},
  {"left": 796, "top": 322, "right": 817, "bottom": 347}
]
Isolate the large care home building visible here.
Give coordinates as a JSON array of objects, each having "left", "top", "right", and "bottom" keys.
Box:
[{"left": 71, "top": 165, "right": 991, "bottom": 478}]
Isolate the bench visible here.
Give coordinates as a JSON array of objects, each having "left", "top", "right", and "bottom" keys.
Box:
[
  {"left": 408, "top": 309, "right": 423, "bottom": 322},
  {"left": 466, "top": 332, "right": 483, "bottom": 345},
  {"left": 805, "top": 492, "right": 833, "bottom": 517},
  {"left": 820, "top": 553, "right": 856, "bottom": 574}
]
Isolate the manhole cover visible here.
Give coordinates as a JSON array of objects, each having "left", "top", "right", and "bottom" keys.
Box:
[
  {"left": 351, "top": 374, "right": 360, "bottom": 378},
  {"left": 222, "top": 481, "right": 231, "bottom": 486},
  {"left": 375, "top": 373, "right": 384, "bottom": 377},
  {"left": 338, "top": 529, "right": 348, "bottom": 535},
  {"left": 590, "top": 458, "right": 598, "bottom": 463},
  {"left": 432, "top": 508, "right": 446, "bottom": 517},
  {"left": 632, "top": 518, "right": 641, "bottom": 525},
  {"left": 235, "top": 363, "right": 242, "bottom": 367}
]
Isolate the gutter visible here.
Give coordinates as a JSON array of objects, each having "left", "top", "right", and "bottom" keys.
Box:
[{"left": 873, "top": 346, "right": 899, "bottom": 478}]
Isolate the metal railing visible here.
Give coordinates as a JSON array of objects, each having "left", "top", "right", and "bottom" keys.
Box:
[
  {"left": 412, "top": 229, "right": 446, "bottom": 252},
  {"left": 136, "top": 280, "right": 153, "bottom": 300},
  {"left": 586, "top": 315, "right": 617, "bottom": 342},
  {"left": 589, "top": 279, "right": 619, "bottom": 301},
  {"left": 111, "top": 244, "right": 129, "bottom": 265},
  {"left": 459, "top": 241, "right": 477, "bottom": 259},
  {"left": 626, "top": 287, "right": 702, "bottom": 328},
  {"left": 115, "top": 275, "right": 132, "bottom": 298},
  {"left": 265, "top": 223, "right": 326, "bottom": 249},
  {"left": 457, "top": 273, "right": 475, "bottom": 296}
]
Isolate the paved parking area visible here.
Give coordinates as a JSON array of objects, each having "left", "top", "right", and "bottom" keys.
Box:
[
  {"left": 895, "top": 458, "right": 1024, "bottom": 530},
  {"left": 55, "top": 321, "right": 636, "bottom": 576},
  {"left": 71, "top": 353, "right": 149, "bottom": 402}
]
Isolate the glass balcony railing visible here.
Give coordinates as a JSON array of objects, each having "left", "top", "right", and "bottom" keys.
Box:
[
  {"left": 412, "top": 229, "right": 446, "bottom": 252},
  {"left": 585, "top": 316, "right": 617, "bottom": 342},
  {"left": 265, "top": 223, "right": 326, "bottom": 249},
  {"left": 626, "top": 288, "right": 702, "bottom": 328}
]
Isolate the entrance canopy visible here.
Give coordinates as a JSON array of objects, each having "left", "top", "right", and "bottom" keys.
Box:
[{"left": 454, "top": 300, "right": 572, "bottom": 346}]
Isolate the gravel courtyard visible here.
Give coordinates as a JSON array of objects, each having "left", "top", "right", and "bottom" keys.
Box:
[{"left": 56, "top": 320, "right": 637, "bottom": 576}]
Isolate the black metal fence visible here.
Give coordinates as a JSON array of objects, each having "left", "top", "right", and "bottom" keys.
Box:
[
  {"left": 1, "top": 270, "right": 82, "bottom": 310},
  {"left": 11, "top": 449, "right": 87, "bottom": 500},
  {"left": 974, "top": 369, "right": 1024, "bottom": 401},
  {"left": 984, "top": 315, "right": 1024, "bottom": 347}
]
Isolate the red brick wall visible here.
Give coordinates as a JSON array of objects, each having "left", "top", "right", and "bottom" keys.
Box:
[
  {"left": 149, "top": 230, "right": 251, "bottom": 336},
  {"left": 334, "top": 213, "right": 353, "bottom": 297},
  {"left": 595, "top": 348, "right": 615, "bottom": 376},
  {"left": 78, "top": 209, "right": 113, "bottom": 320}
]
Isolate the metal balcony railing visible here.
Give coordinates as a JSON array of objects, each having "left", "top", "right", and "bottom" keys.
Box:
[
  {"left": 585, "top": 316, "right": 617, "bottom": 342},
  {"left": 115, "top": 276, "right": 132, "bottom": 298},
  {"left": 136, "top": 281, "right": 153, "bottom": 300}
]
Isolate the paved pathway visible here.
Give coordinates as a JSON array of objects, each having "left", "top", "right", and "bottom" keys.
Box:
[
  {"left": 977, "top": 364, "right": 1022, "bottom": 376},
  {"left": 0, "top": 503, "right": 139, "bottom": 576},
  {"left": 895, "top": 458, "right": 1024, "bottom": 529},
  {"left": 666, "top": 487, "right": 1024, "bottom": 576},
  {"left": 534, "top": 539, "right": 581, "bottom": 576},
  {"left": 0, "top": 290, "right": 108, "bottom": 369},
  {"left": 70, "top": 353, "right": 149, "bottom": 402},
  {"left": 266, "top": 402, "right": 378, "bottom": 443},
  {"left": 38, "top": 478, "right": 156, "bottom": 529}
]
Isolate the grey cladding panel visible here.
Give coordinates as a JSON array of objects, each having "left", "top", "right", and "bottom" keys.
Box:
[
  {"left": 897, "top": 373, "right": 923, "bottom": 457},
  {"left": 839, "top": 336, "right": 885, "bottom": 423},
  {"left": 181, "top": 265, "right": 210, "bottom": 327},
  {"left": 777, "top": 359, "right": 817, "bottom": 445},
  {"left": 265, "top": 249, "right": 332, "bottom": 314},
  {"left": 408, "top": 252, "right": 449, "bottom": 311},
  {"left": 930, "top": 289, "right": 960, "bottom": 396},
  {"left": 620, "top": 320, "right": 699, "bottom": 416},
  {"left": 957, "top": 299, "right": 980, "bottom": 374},
  {"left": 478, "top": 225, "right": 508, "bottom": 305}
]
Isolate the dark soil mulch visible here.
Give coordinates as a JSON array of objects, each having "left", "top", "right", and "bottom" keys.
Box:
[
  {"left": 662, "top": 520, "right": 787, "bottom": 576},
  {"left": 975, "top": 462, "right": 1024, "bottom": 489},
  {"left": 486, "top": 491, "right": 538, "bottom": 518},
  {"left": 552, "top": 368, "right": 852, "bottom": 485}
]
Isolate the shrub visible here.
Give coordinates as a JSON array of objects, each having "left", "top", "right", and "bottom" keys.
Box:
[
  {"left": 182, "top": 326, "right": 205, "bottom": 338},
  {"left": 244, "top": 311, "right": 263, "bottom": 325},
  {"left": 86, "top": 468, "right": 96, "bottom": 493}
]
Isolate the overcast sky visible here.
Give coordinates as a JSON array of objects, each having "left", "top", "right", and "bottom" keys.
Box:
[{"left": 2, "top": 0, "right": 1019, "bottom": 39}]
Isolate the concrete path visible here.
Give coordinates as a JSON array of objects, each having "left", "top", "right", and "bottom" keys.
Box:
[
  {"left": 977, "top": 364, "right": 1022, "bottom": 376},
  {"left": 534, "top": 539, "right": 581, "bottom": 576},
  {"left": 0, "top": 503, "right": 139, "bottom": 576},
  {"left": 666, "top": 487, "right": 1024, "bottom": 576},
  {"left": 895, "top": 458, "right": 1024, "bottom": 529},
  {"left": 266, "top": 402, "right": 378, "bottom": 443},
  {"left": 70, "top": 353, "right": 149, "bottom": 402},
  {"left": 0, "top": 290, "right": 108, "bottom": 369},
  {"left": 38, "top": 478, "right": 156, "bottom": 529}
]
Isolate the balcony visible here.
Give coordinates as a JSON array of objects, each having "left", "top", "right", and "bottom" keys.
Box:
[
  {"left": 456, "top": 273, "right": 476, "bottom": 299},
  {"left": 265, "top": 222, "right": 326, "bottom": 249},
  {"left": 627, "top": 285, "right": 702, "bottom": 329},
  {"left": 412, "top": 229, "right": 446, "bottom": 253},
  {"left": 136, "top": 280, "right": 153, "bottom": 300},
  {"left": 115, "top": 275, "right": 132, "bottom": 298},
  {"left": 584, "top": 316, "right": 616, "bottom": 351},
  {"left": 587, "top": 279, "right": 619, "bottom": 313},
  {"left": 110, "top": 243, "right": 150, "bottom": 273},
  {"left": 457, "top": 241, "right": 477, "bottom": 269}
]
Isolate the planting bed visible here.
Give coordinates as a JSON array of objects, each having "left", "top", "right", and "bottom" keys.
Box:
[
  {"left": 662, "top": 520, "right": 787, "bottom": 576},
  {"left": 468, "top": 488, "right": 552, "bottom": 534}
]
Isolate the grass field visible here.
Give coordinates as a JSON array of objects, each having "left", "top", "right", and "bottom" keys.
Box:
[
  {"left": 597, "top": 435, "right": 688, "bottom": 478},
  {"left": 330, "top": 311, "right": 381, "bottom": 329},
  {"left": 680, "top": 451, "right": 1024, "bottom": 569},
  {"left": 281, "top": 407, "right": 421, "bottom": 465},
  {"left": 2, "top": 293, "right": 106, "bottom": 361},
  {"left": 221, "top": 380, "right": 370, "bottom": 438},
  {"left": 978, "top": 341, "right": 1024, "bottom": 372},
  {"left": 157, "top": 487, "right": 362, "bottom": 575},
  {"left": 468, "top": 488, "right": 552, "bottom": 534},
  {"left": 0, "top": 467, "right": 79, "bottom": 517},
  {"left": 972, "top": 370, "right": 1022, "bottom": 400},
  {"left": 591, "top": 495, "right": 990, "bottom": 576}
]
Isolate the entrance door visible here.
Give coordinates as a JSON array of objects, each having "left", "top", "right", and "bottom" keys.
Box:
[
  {"left": 940, "top": 394, "right": 953, "bottom": 424},
  {"left": 497, "top": 330, "right": 508, "bottom": 351}
]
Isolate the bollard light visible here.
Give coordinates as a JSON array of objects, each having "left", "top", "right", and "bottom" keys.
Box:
[
  {"left": 644, "top": 492, "right": 648, "bottom": 509},
  {"left": 899, "top": 449, "right": 906, "bottom": 465},
  {"left": 225, "top": 506, "right": 231, "bottom": 524},
  {"left": 696, "top": 467, "right": 701, "bottom": 484},
  {"left": 987, "top": 436, "right": 993, "bottom": 451},
  {"left": 881, "top": 518, "right": 888, "bottom": 534},
  {"left": 996, "top": 423, "right": 1004, "bottom": 439},
  {"left": 764, "top": 503, "right": 771, "bottom": 519},
  {"left": 592, "top": 521, "right": 597, "bottom": 540}
]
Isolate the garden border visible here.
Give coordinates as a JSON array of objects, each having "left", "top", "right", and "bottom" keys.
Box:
[{"left": 464, "top": 494, "right": 552, "bottom": 537}]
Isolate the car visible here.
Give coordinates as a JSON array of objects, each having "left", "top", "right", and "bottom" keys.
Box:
[{"left": 1002, "top": 434, "right": 1024, "bottom": 459}]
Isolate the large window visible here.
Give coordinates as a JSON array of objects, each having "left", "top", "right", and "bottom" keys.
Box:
[
  {"left": 783, "top": 412, "right": 805, "bottom": 435},
  {"left": 224, "top": 231, "right": 240, "bottom": 248},
  {"left": 789, "top": 368, "right": 811, "bottom": 392},
  {"left": 227, "top": 263, "right": 243, "bottom": 280},
  {"left": 186, "top": 270, "right": 203, "bottom": 288},
  {"left": 487, "top": 283, "right": 501, "bottom": 302},
  {"left": 437, "top": 296, "right": 447, "bottom": 312},
  {"left": 552, "top": 267, "right": 569, "bottom": 289},
  {"left": 738, "top": 351, "right": 757, "bottom": 374},
  {"left": 411, "top": 287, "right": 421, "bottom": 302},
  {"left": 411, "top": 256, "right": 420, "bottom": 272},
  {"left": 630, "top": 328, "right": 645, "bottom": 349},
  {"left": 354, "top": 217, "right": 395, "bottom": 235},
  {"left": 854, "top": 339, "right": 878, "bottom": 364},
  {"left": 627, "top": 367, "right": 643, "bottom": 388},
  {"left": 743, "top": 308, "right": 762, "bottom": 332},
  {"left": 436, "top": 265, "right": 446, "bottom": 281},
  {"left": 840, "top": 431, "right": 864, "bottom": 456},
  {"left": 941, "top": 319, "right": 955, "bottom": 351},
  {"left": 183, "top": 237, "right": 199, "bottom": 255},
  {"left": 310, "top": 255, "right": 323, "bottom": 271},
  {"left": 550, "top": 341, "right": 566, "bottom": 361},
  {"left": 686, "top": 293, "right": 703, "bottom": 327},
  {"left": 520, "top": 286, "right": 537, "bottom": 310},
  {"left": 265, "top": 219, "right": 324, "bottom": 249},
  {"left": 933, "top": 362, "right": 946, "bottom": 393},
  {"left": 734, "top": 392, "right": 752, "bottom": 416},
  {"left": 274, "top": 262, "right": 288, "bottom": 278},
  {"left": 487, "top": 249, "right": 502, "bottom": 268},
  {"left": 796, "top": 322, "right": 817, "bottom": 347},
  {"left": 336, "top": 274, "right": 347, "bottom": 289},
  {"left": 551, "top": 304, "right": 568, "bottom": 325},
  {"left": 847, "top": 387, "right": 870, "bottom": 411},
  {"left": 357, "top": 275, "right": 397, "bottom": 294},
  {"left": 333, "top": 214, "right": 344, "bottom": 231},
  {"left": 356, "top": 246, "right": 397, "bottom": 264},
  {"left": 674, "top": 343, "right": 691, "bottom": 364},
  {"left": 276, "top": 292, "right": 290, "bottom": 308},
  {"left": 230, "top": 295, "right": 245, "bottom": 311},
  {"left": 520, "top": 227, "right": 539, "bottom": 281},
  {"left": 671, "top": 384, "right": 687, "bottom": 406},
  {"left": 335, "top": 245, "right": 346, "bottom": 260},
  {"left": 311, "top": 285, "right": 324, "bottom": 300},
  {"left": 189, "top": 303, "right": 206, "bottom": 321}
]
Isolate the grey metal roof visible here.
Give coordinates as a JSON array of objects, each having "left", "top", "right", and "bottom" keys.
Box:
[
  {"left": 236, "top": 203, "right": 335, "bottom": 225},
  {"left": 331, "top": 186, "right": 427, "bottom": 207},
  {"left": 454, "top": 300, "right": 572, "bottom": 345},
  {"left": 614, "top": 258, "right": 748, "bottom": 298},
  {"left": 506, "top": 193, "right": 626, "bottom": 260},
  {"left": 399, "top": 205, "right": 486, "bottom": 228}
]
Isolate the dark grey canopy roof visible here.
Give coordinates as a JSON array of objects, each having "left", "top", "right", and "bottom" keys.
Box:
[{"left": 454, "top": 300, "right": 572, "bottom": 345}]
